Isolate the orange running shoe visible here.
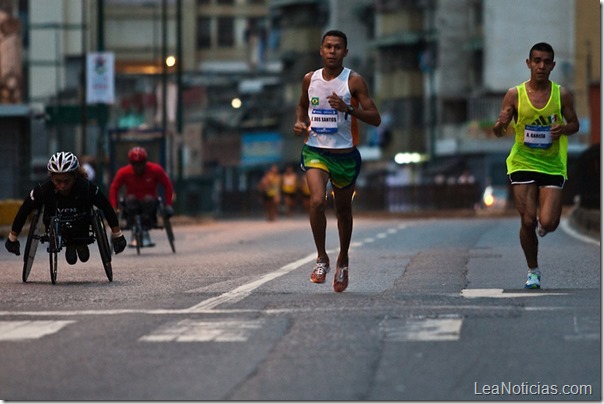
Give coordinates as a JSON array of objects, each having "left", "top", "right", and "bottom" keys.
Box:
[
  {"left": 310, "top": 262, "right": 329, "bottom": 283},
  {"left": 333, "top": 265, "right": 348, "bottom": 292}
]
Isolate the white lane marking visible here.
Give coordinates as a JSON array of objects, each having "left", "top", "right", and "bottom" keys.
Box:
[
  {"left": 139, "top": 319, "right": 264, "bottom": 342},
  {"left": 184, "top": 224, "right": 407, "bottom": 311},
  {"left": 0, "top": 320, "right": 75, "bottom": 340},
  {"left": 185, "top": 252, "right": 321, "bottom": 312},
  {"left": 461, "top": 289, "right": 568, "bottom": 298},
  {"left": 382, "top": 315, "right": 463, "bottom": 342},
  {"left": 0, "top": 304, "right": 584, "bottom": 318},
  {"left": 0, "top": 225, "right": 408, "bottom": 318},
  {"left": 560, "top": 217, "right": 600, "bottom": 246}
]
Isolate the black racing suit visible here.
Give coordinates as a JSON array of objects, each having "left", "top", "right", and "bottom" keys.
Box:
[{"left": 11, "top": 177, "right": 119, "bottom": 246}]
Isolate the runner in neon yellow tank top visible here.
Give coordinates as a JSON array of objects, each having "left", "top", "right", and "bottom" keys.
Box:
[{"left": 493, "top": 42, "right": 579, "bottom": 289}]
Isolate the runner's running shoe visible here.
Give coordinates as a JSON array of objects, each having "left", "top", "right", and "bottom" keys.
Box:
[
  {"left": 333, "top": 265, "right": 349, "bottom": 293},
  {"left": 310, "top": 262, "right": 329, "bottom": 283},
  {"left": 524, "top": 272, "right": 541, "bottom": 289},
  {"left": 537, "top": 222, "right": 547, "bottom": 237}
]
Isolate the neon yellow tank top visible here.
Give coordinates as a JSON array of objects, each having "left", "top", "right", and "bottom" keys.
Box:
[{"left": 506, "top": 81, "right": 567, "bottom": 177}]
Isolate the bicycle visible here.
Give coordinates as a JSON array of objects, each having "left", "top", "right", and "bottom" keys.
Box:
[{"left": 22, "top": 206, "right": 113, "bottom": 284}]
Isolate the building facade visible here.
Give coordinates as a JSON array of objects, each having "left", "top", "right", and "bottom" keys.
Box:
[{"left": 4, "top": 0, "right": 600, "bottom": 210}]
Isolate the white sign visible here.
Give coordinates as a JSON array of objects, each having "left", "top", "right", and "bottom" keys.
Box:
[{"left": 86, "top": 52, "right": 115, "bottom": 104}]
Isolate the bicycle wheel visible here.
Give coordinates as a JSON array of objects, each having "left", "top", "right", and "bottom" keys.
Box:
[
  {"left": 91, "top": 209, "right": 113, "bottom": 282},
  {"left": 22, "top": 208, "right": 43, "bottom": 282},
  {"left": 158, "top": 198, "right": 176, "bottom": 253},
  {"left": 48, "top": 218, "right": 60, "bottom": 284}
]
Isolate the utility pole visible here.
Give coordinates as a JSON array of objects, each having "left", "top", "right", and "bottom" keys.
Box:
[
  {"left": 96, "top": 0, "right": 107, "bottom": 192},
  {"left": 176, "top": 0, "right": 183, "bottom": 214},
  {"left": 161, "top": 0, "right": 168, "bottom": 172}
]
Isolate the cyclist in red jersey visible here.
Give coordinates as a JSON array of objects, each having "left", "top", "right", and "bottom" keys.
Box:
[{"left": 109, "top": 146, "right": 174, "bottom": 247}]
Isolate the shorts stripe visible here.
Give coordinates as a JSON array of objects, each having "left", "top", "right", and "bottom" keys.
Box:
[{"left": 508, "top": 171, "right": 566, "bottom": 188}]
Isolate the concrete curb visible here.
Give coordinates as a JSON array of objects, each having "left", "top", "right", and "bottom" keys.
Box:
[{"left": 567, "top": 206, "right": 601, "bottom": 241}]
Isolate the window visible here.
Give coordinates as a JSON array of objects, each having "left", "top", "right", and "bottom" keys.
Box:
[
  {"left": 217, "top": 17, "right": 234, "bottom": 47},
  {"left": 197, "top": 16, "right": 212, "bottom": 49}
]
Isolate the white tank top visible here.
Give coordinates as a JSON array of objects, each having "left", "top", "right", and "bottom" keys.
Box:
[{"left": 306, "top": 67, "right": 358, "bottom": 149}]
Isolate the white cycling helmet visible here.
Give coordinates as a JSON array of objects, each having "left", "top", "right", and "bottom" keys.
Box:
[{"left": 47, "top": 151, "right": 80, "bottom": 173}]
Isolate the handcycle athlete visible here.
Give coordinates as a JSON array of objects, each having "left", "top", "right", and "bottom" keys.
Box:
[
  {"left": 5, "top": 152, "right": 128, "bottom": 276},
  {"left": 109, "top": 146, "right": 174, "bottom": 249}
]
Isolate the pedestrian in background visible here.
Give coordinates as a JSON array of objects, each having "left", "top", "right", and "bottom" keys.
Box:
[
  {"left": 281, "top": 165, "right": 299, "bottom": 216},
  {"left": 258, "top": 164, "right": 281, "bottom": 221},
  {"left": 299, "top": 173, "right": 311, "bottom": 214},
  {"left": 293, "top": 30, "right": 381, "bottom": 292},
  {"left": 492, "top": 42, "right": 579, "bottom": 289}
]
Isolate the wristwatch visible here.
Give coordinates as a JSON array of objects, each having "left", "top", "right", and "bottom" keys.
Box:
[{"left": 347, "top": 105, "right": 354, "bottom": 115}]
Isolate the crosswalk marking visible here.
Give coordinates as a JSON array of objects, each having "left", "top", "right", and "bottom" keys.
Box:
[
  {"left": 381, "top": 315, "right": 463, "bottom": 342},
  {"left": 0, "top": 320, "right": 75, "bottom": 341},
  {"left": 564, "top": 314, "right": 600, "bottom": 341},
  {"left": 139, "top": 319, "right": 265, "bottom": 342}
]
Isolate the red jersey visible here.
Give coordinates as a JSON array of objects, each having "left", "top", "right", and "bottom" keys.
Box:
[{"left": 109, "top": 162, "right": 174, "bottom": 208}]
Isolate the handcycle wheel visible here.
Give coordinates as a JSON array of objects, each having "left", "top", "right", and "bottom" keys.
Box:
[
  {"left": 133, "top": 215, "right": 142, "bottom": 255},
  {"left": 158, "top": 197, "right": 176, "bottom": 253},
  {"left": 48, "top": 218, "right": 60, "bottom": 284},
  {"left": 91, "top": 208, "right": 113, "bottom": 282},
  {"left": 22, "top": 208, "right": 43, "bottom": 282},
  {"left": 164, "top": 215, "right": 175, "bottom": 253}
]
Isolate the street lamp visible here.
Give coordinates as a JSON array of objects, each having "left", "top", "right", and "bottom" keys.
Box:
[
  {"left": 231, "top": 97, "right": 242, "bottom": 109},
  {"left": 166, "top": 55, "right": 176, "bottom": 68}
]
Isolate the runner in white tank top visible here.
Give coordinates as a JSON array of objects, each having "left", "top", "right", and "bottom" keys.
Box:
[
  {"left": 306, "top": 67, "right": 355, "bottom": 149},
  {"left": 293, "top": 30, "right": 381, "bottom": 293}
]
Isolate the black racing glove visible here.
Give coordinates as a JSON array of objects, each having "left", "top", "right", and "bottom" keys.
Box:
[
  {"left": 113, "top": 234, "right": 127, "bottom": 254},
  {"left": 5, "top": 238, "right": 20, "bottom": 256},
  {"left": 164, "top": 205, "right": 174, "bottom": 218}
]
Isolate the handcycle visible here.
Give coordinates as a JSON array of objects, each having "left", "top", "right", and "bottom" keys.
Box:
[
  {"left": 118, "top": 196, "right": 175, "bottom": 255},
  {"left": 22, "top": 206, "right": 113, "bottom": 284}
]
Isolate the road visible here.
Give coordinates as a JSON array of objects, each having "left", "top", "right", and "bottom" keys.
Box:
[{"left": 0, "top": 213, "right": 599, "bottom": 400}]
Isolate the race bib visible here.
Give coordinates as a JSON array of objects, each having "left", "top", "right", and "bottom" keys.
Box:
[
  {"left": 523, "top": 125, "right": 552, "bottom": 149},
  {"left": 310, "top": 108, "right": 338, "bottom": 134}
]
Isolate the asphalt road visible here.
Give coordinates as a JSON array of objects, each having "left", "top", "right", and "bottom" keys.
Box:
[{"left": 0, "top": 213, "right": 599, "bottom": 400}]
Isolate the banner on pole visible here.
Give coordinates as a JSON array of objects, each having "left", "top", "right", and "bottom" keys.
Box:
[{"left": 86, "top": 52, "right": 115, "bottom": 104}]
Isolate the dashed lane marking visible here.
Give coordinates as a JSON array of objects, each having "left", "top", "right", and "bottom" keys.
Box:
[
  {"left": 184, "top": 252, "right": 321, "bottom": 312},
  {"left": 461, "top": 289, "right": 568, "bottom": 298}
]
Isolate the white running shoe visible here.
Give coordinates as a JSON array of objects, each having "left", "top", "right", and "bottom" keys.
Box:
[{"left": 524, "top": 272, "right": 541, "bottom": 289}]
